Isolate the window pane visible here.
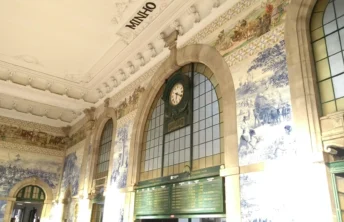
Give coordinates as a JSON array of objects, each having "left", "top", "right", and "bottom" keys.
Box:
[
  {"left": 311, "top": 12, "right": 324, "bottom": 31},
  {"left": 324, "top": 20, "right": 337, "bottom": 34},
  {"left": 206, "top": 141, "right": 213, "bottom": 156},
  {"left": 322, "top": 101, "right": 336, "bottom": 115},
  {"left": 316, "top": 59, "right": 331, "bottom": 81},
  {"left": 335, "top": 0, "right": 344, "bottom": 18},
  {"left": 199, "top": 144, "right": 205, "bottom": 158},
  {"left": 184, "top": 148, "right": 190, "bottom": 161},
  {"left": 312, "top": 27, "right": 325, "bottom": 41},
  {"left": 329, "top": 53, "right": 344, "bottom": 75},
  {"left": 180, "top": 150, "right": 185, "bottom": 162},
  {"left": 337, "top": 97, "right": 344, "bottom": 111},
  {"left": 324, "top": 2, "right": 335, "bottom": 24},
  {"left": 333, "top": 74, "right": 344, "bottom": 98},
  {"left": 174, "top": 152, "right": 179, "bottom": 164},
  {"left": 313, "top": 39, "right": 328, "bottom": 61},
  {"left": 193, "top": 145, "right": 199, "bottom": 159},
  {"left": 213, "top": 139, "right": 220, "bottom": 154},
  {"left": 319, "top": 79, "right": 335, "bottom": 102},
  {"left": 326, "top": 32, "right": 341, "bottom": 56},
  {"left": 338, "top": 16, "right": 344, "bottom": 28}
]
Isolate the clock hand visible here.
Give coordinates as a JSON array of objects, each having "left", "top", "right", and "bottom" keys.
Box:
[{"left": 175, "top": 92, "right": 182, "bottom": 97}]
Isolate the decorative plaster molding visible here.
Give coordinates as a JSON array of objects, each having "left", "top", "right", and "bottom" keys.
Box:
[
  {"left": 117, "top": 110, "right": 136, "bottom": 127},
  {"left": 0, "top": 140, "right": 65, "bottom": 157},
  {"left": 110, "top": 61, "right": 164, "bottom": 108},
  {"left": 0, "top": 115, "right": 64, "bottom": 135},
  {"left": 66, "top": 139, "right": 86, "bottom": 155},
  {"left": 0, "top": 123, "right": 69, "bottom": 150},
  {"left": 224, "top": 24, "right": 285, "bottom": 66},
  {"left": 115, "top": 86, "right": 145, "bottom": 120},
  {"left": 182, "top": 0, "right": 260, "bottom": 47}
]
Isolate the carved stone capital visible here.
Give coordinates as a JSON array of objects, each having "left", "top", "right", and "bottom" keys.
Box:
[
  {"left": 163, "top": 30, "right": 179, "bottom": 50},
  {"left": 83, "top": 107, "right": 96, "bottom": 121},
  {"left": 85, "top": 120, "right": 95, "bottom": 133},
  {"left": 62, "top": 126, "right": 71, "bottom": 137},
  {"left": 104, "top": 98, "right": 110, "bottom": 108}
]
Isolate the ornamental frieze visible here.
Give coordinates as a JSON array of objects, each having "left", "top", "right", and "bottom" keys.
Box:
[{"left": 0, "top": 124, "right": 69, "bottom": 150}]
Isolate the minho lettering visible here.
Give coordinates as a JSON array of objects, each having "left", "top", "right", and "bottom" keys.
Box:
[{"left": 126, "top": 2, "right": 157, "bottom": 30}]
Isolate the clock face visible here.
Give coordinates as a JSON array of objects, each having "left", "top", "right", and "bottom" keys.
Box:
[{"left": 169, "top": 83, "right": 184, "bottom": 106}]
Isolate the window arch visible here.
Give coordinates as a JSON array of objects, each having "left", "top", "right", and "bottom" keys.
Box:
[
  {"left": 140, "top": 63, "right": 224, "bottom": 181},
  {"left": 95, "top": 119, "right": 113, "bottom": 179},
  {"left": 311, "top": 0, "right": 344, "bottom": 115},
  {"left": 16, "top": 185, "right": 45, "bottom": 202}
]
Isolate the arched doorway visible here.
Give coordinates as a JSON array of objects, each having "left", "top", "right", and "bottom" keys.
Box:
[
  {"left": 12, "top": 185, "right": 45, "bottom": 222},
  {"left": 4, "top": 177, "right": 54, "bottom": 222}
]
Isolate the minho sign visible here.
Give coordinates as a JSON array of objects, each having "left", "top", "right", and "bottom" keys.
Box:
[{"left": 126, "top": 2, "right": 157, "bottom": 30}]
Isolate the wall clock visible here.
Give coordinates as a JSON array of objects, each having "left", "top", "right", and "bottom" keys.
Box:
[
  {"left": 169, "top": 82, "right": 184, "bottom": 106},
  {"left": 163, "top": 73, "right": 192, "bottom": 133}
]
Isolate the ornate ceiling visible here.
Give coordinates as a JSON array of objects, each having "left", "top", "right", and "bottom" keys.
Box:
[{"left": 0, "top": 0, "right": 234, "bottom": 127}]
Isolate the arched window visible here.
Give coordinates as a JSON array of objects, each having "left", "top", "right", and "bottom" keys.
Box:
[
  {"left": 140, "top": 63, "right": 223, "bottom": 181},
  {"left": 95, "top": 119, "right": 113, "bottom": 180},
  {"left": 311, "top": 0, "right": 344, "bottom": 115},
  {"left": 16, "top": 185, "right": 45, "bottom": 202}
]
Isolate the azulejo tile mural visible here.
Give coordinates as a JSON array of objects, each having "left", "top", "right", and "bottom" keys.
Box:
[
  {"left": 0, "top": 149, "right": 62, "bottom": 196},
  {"left": 230, "top": 40, "right": 296, "bottom": 166},
  {"left": 110, "top": 123, "right": 131, "bottom": 189},
  {"left": 61, "top": 141, "right": 84, "bottom": 197},
  {"left": 0, "top": 200, "right": 6, "bottom": 222},
  {"left": 213, "top": 0, "right": 289, "bottom": 56}
]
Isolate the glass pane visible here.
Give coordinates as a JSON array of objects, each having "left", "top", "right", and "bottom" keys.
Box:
[
  {"left": 312, "top": 28, "right": 325, "bottom": 41},
  {"left": 324, "top": 20, "right": 337, "bottom": 34},
  {"left": 206, "top": 127, "right": 213, "bottom": 142},
  {"left": 338, "top": 16, "right": 344, "bottom": 28},
  {"left": 340, "top": 29, "right": 344, "bottom": 50},
  {"left": 200, "top": 120, "right": 205, "bottom": 130},
  {"left": 193, "top": 145, "right": 199, "bottom": 159},
  {"left": 322, "top": 101, "right": 336, "bottom": 115},
  {"left": 213, "top": 139, "right": 220, "bottom": 154},
  {"left": 168, "top": 153, "right": 173, "bottom": 166},
  {"left": 337, "top": 97, "right": 344, "bottom": 111},
  {"left": 311, "top": 12, "right": 324, "bottom": 31},
  {"left": 206, "top": 141, "right": 213, "bottom": 156},
  {"left": 333, "top": 74, "right": 344, "bottom": 98},
  {"left": 335, "top": 0, "right": 344, "bottom": 18},
  {"left": 158, "top": 156, "right": 162, "bottom": 168},
  {"left": 184, "top": 148, "right": 190, "bottom": 161},
  {"left": 326, "top": 32, "right": 341, "bottom": 56},
  {"left": 313, "top": 39, "right": 328, "bottom": 61},
  {"left": 174, "top": 152, "right": 179, "bottom": 164},
  {"left": 329, "top": 53, "right": 344, "bottom": 75},
  {"left": 324, "top": 2, "right": 335, "bottom": 24},
  {"left": 199, "top": 144, "right": 205, "bottom": 158},
  {"left": 180, "top": 150, "right": 185, "bottom": 162},
  {"left": 316, "top": 59, "right": 331, "bottom": 81},
  {"left": 319, "top": 79, "right": 335, "bottom": 102},
  {"left": 200, "top": 82, "right": 205, "bottom": 95}
]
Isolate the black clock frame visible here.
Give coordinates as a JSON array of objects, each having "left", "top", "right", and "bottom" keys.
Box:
[{"left": 162, "top": 73, "right": 192, "bottom": 133}]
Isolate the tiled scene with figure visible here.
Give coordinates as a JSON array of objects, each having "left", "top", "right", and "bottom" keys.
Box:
[{"left": 0, "top": 0, "right": 343, "bottom": 221}]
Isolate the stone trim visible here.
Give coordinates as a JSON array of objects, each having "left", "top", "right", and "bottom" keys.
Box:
[{"left": 285, "top": 0, "right": 323, "bottom": 154}]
